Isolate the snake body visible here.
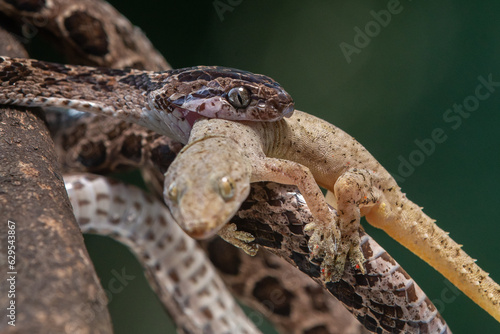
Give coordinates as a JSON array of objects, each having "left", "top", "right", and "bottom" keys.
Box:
[
  {"left": 66, "top": 173, "right": 374, "bottom": 334},
  {"left": 64, "top": 170, "right": 451, "bottom": 334},
  {"left": 0, "top": 0, "right": 169, "bottom": 70},
  {"left": 0, "top": 56, "right": 293, "bottom": 143},
  {"left": 227, "top": 182, "right": 452, "bottom": 334},
  {"left": 64, "top": 173, "right": 260, "bottom": 334},
  {"left": 52, "top": 111, "right": 452, "bottom": 333}
]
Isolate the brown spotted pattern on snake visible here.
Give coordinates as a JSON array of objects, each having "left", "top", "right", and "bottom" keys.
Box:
[
  {"left": 65, "top": 174, "right": 373, "bottom": 334},
  {"left": 0, "top": 1, "right": 454, "bottom": 332},
  {"left": 0, "top": 0, "right": 169, "bottom": 70},
  {"left": 231, "top": 182, "right": 451, "bottom": 334},
  {"left": 0, "top": 56, "right": 294, "bottom": 143},
  {"left": 0, "top": 0, "right": 367, "bottom": 332},
  {"left": 54, "top": 114, "right": 451, "bottom": 334},
  {"left": 64, "top": 171, "right": 450, "bottom": 334},
  {"left": 64, "top": 173, "right": 260, "bottom": 334}
]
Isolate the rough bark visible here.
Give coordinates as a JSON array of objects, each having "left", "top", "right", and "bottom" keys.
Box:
[{"left": 0, "top": 27, "right": 113, "bottom": 334}]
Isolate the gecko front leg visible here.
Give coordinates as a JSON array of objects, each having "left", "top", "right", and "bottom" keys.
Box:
[
  {"left": 218, "top": 223, "right": 259, "bottom": 256},
  {"left": 251, "top": 157, "right": 343, "bottom": 280}
]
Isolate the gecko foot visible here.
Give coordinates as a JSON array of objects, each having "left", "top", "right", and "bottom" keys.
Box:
[
  {"left": 325, "top": 230, "right": 366, "bottom": 282},
  {"left": 218, "top": 223, "right": 258, "bottom": 256},
  {"left": 304, "top": 212, "right": 341, "bottom": 280},
  {"left": 305, "top": 214, "right": 365, "bottom": 282}
]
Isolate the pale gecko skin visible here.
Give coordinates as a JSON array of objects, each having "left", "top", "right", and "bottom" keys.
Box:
[{"left": 164, "top": 110, "right": 500, "bottom": 323}]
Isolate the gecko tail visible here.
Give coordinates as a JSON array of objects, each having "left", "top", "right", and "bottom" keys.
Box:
[{"left": 365, "top": 197, "right": 500, "bottom": 323}]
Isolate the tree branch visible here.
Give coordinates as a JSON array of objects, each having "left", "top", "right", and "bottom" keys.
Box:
[{"left": 0, "top": 27, "right": 112, "bottom": 333}]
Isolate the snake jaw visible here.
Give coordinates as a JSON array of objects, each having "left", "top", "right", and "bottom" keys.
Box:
[
  {"left": 151, "top": 65, "right": 294, "bottom": 129},
  {"left": 184, "top": 110, "right": 203, "bottom": 127},
  {"left": 172, "top": 92, "right": 294, "bottom": 122},
  {"left": 283, "top": 103, "right": 295, "bottom": 117}
]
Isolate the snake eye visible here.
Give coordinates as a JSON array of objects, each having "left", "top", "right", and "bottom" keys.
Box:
[
  {"left": 227, "top": 87, "right": 250, "bottom": 108},
  {"left": 167, "top": 182, "right": 179, "bottom": 203},
  {"left": 218, "top": 176, "right": 235, "bottom": 201}
]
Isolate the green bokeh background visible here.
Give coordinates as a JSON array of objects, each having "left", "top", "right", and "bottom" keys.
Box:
[{"left": 35, "top": 0, "right": 500, "bottom": 333}]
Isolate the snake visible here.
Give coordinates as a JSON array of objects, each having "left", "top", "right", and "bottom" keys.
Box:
[
  {"left": 63, "top": 169, "right": 450, "bottom": 334},
  {"left": 64, "top": 173, "right": 261, "bottom": 334},
  {"left": 52, "top": 112, "right": 451, "bottom": 333},
  {"left": 0, "top": 56, "right": 294, "bottom": 143},
  {"left": 65, "top": 173, "right": 372, "bottom": 334},
  {"left": 0, "top": 0, "right": 453, "bottom": 333}
]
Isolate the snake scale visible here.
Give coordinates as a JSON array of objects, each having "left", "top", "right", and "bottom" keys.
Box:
[
  {"left": 0, "top": 56, "right": 293, "bottom": 143},
  {"left": 64, "top": 173, "right": 259, "bottom": 334},
  {"left": 0, "top": 0, "right": 454, "bottom": 332},
  {"left": 66, "top": 173, "right": 374, "bottom": 334}
]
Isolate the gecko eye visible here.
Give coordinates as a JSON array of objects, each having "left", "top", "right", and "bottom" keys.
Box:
[
  {"left": 167, "top": 182, "right": 179, "bottom": 203},
  {"left": 227, "top": 87, "right": 250, "bottom": 108},
  {"left": 218, "top": 176, "right": 235, "bottom": 201}
]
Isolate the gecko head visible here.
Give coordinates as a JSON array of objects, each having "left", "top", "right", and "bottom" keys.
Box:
[
  {"left": 163, "top": 136, "right": 251, "bottom": 239},
  {"left": 149, "top": 66, "right": 294, "bottom": 142}
]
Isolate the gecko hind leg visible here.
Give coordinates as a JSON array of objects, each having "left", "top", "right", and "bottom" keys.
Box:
[{"left": 320, "top": 168, "right": 382, "bottom": 282}]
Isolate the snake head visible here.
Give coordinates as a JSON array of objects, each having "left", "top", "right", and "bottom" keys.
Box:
[
  {"left": 163, "top": 136, "right": 251, "bottom": 239},
  {"left": 148, "top": 66, "right": 294, "bottom": 143}
]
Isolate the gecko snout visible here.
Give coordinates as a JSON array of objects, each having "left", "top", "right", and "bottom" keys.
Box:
[{"left": 180, "top": 217, "right": 226, "bottom": 240}]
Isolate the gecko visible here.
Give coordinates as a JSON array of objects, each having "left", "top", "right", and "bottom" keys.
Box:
[
  {"left": 163, "top": 110, "right": 500, "bottom": 323},
  {"left": 0, "top": 56, "right": 498, "bottom": 322}
]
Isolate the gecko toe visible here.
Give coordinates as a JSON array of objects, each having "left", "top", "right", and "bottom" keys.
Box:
[
  {"left": 218, "top": 223, "right": 258, "bottom": 256},
  {"left": 307, "top": 220, "right": 366, "bottom": 282}
]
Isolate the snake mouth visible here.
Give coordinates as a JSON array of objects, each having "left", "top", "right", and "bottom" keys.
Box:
[
  {"left": 169, "top": 105, "right": 204, "bottom": 127},
  {"left": 184, "top": 109, "right": 204, "bottom": 126},
  {"left": 283, "top": 103, "right": 295, "bottom": 118}
]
